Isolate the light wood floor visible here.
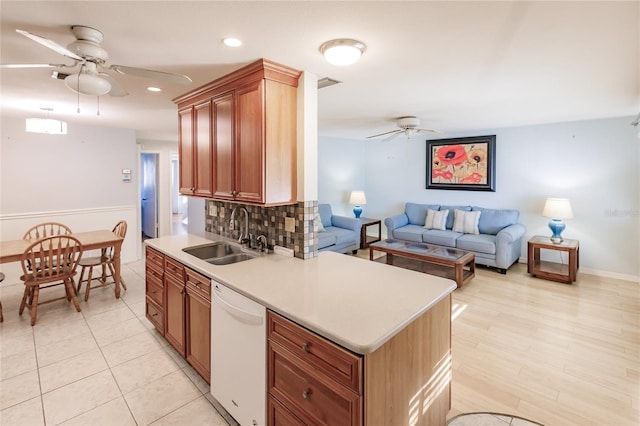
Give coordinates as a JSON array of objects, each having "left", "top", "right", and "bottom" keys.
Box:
[{"left": 358, "top": 250, "right": 639, "bottom": 425}]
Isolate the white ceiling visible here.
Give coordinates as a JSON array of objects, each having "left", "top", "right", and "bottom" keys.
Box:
[{"left": 1, "top": 1, "right": 638, "bottom": 142}]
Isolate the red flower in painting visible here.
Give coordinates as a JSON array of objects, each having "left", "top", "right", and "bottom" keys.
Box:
[
  {"left": 461, "top": 172, "right": 484, "bottom": 184},
  {"left": 432, "top": 169, "right": 453, "bottom": 181},
  {"left": 436, "top": 145, "right": 467, "bottom": 166}
]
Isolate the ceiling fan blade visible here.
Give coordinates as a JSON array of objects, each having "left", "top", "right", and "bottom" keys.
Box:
[
  {"left": 366, "top": 129, "right": 401, "bottom": 139},
  {"left": 109, "top": 65, "right": 192, "bottom": 85},
  {"left": 16, "top": 29, "right": 83, "bottom": 61},
  {"left": 99, "top": 73, "right": 129, "bottom": 97},
  {"left": 381, "top": 132, "right": 402, "bottom": 142},
  {"left": 416, "top": 128, "right": 446, "bottom": 135}
]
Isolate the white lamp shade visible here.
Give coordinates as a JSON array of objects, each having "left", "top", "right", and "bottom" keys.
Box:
[
  {"left": 349, "top": 190, "right": 367, "bottom": 205},
  {"left": 542, "top": 198, "right": 573, "bottom": 219}
]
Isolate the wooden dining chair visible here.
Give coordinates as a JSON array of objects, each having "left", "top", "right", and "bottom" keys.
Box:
[
  {"left": 76, "top": 220, "right": 128, "bottom": 301},
  {"left": 23, "top": 222, "right": 72, "bottom": 240},
  {"left": 19, "top": 235, "right": 83, "bottom": 326}
]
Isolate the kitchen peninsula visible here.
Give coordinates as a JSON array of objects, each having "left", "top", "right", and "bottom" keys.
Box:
[{"left": 146, "top": 233, "right": 456, "bottom": 425}]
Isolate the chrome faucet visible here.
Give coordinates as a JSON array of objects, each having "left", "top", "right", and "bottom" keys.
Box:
[
  {"left": 256, "top": 234, "right": 268, "bottom": 253},
  {"left": 229, "top": 206, "right": 250, "bottom": 245}
]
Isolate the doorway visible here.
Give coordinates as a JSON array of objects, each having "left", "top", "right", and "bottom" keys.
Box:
[
  {"left": 171, "top": 154, "right": 188, "bottom": 235},
  {"left": 141, "top": 153, "right": 159, "bottom": 240}
]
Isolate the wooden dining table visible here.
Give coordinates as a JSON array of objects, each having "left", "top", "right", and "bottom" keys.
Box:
[{"left": 0, "top": 230, "right": 124, "bottom": 298}]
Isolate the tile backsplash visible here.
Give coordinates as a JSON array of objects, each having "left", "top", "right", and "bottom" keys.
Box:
[{"left": 204, "top": 200, "right": 319, "bottom": 259}]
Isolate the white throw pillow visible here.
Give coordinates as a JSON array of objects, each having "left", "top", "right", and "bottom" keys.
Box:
[
  {"left": 424, "top": 209, "right": 448, "bottom": 231},
  {"left": 452, "top": 209, "right": 481, "bottom": 235},
  {"left": 315, "top": 213, "right": 325, "bottom": 232}
]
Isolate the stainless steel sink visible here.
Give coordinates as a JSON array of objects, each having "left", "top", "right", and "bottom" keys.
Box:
[
  {"left": 182, "top": 242, "right": 257, "bottom": 265},
  {"left": 206, "top": 253, "right": 256, "bottom": 265},
  {"left": 182, "top": 242, "right": 242, "bottom": 261}
]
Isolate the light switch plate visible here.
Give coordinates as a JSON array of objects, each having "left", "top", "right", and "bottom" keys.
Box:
[
  {"left": 284, "top": 217, "right": 295, "bottom": 232},
  {"left": 208, "top": 204, "right": 217, "bottom": 216}
]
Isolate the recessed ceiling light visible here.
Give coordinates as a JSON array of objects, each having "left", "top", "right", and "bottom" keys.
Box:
[
  {"left": 320, "top": 39, "right": 366, "bottom": 66},
  {"left": 223, "top": 38, "right": 242, "bottom": 47},
  {"left": 147, "top": 87, "right": 162, "bottom": 92}
]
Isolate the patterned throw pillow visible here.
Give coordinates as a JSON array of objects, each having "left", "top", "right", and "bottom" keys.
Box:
[
  {"left": 452, "top": 209, "right": 481, "bottom": 235},
  {"left": 424, "top": 209, "right": 449, "bottom": 231},
  {"left": 315, "top": 213, "right": 325, "bottom": 232}
]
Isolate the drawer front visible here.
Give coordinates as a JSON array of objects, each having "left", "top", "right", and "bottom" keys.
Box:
[
  {"left": 164, "top": 257, "right": 185, "bottom": 281},
  {"left": 145, "top": 246, "right": 164, "bottom": 270},
  {"left": 268, "top": 311, "right": 362, "bottom": 393},
  {"left": 268, "top": 395, "right": 305, "bottom": 426},
  {"left": 269, "top": 341, "right": 361, "bottom": 426},
  {"left": 146, "top": 297, "right": 164, "bottom": 333},
  {"left": 146, "top": 273, "right": 164, "bottom": 306},
  {"left": 146, "top": 263, "right": 164, "bottom": 285},
  {"left": 185, "top": 268, "right": 211, "bottom": 299}
]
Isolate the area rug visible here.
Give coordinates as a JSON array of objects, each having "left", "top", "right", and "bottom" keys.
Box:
[{"left": 447, "top": 412, "right": 544, "bottom": 426}]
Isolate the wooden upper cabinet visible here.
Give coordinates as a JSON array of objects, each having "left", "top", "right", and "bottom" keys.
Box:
[
  {"left": 178, "top": 107, "right": 194, "bottom": 195},
  {"left": 212, "top": 92, "right": 235, "bottom": 200},
  {"left": 194, "top": 101, "right": 213, "bottom": 198},
  {"left": 173, "top": 59, "right": 300, "bottom": 206}
]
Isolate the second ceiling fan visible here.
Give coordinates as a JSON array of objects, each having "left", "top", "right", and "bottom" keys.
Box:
[{"left": 366, "top": 116, "right": 444, "bottom": 142}]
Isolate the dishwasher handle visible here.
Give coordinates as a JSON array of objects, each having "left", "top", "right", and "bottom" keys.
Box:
[{"left": 213, "top": 288, "right": 264, "bottom": 325}]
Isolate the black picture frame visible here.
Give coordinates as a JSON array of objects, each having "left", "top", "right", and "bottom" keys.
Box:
[{"left": 426, "top": 135, "right": 496, "bottom": 191}]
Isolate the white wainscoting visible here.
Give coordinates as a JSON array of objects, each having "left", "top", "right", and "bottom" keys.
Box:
[{"left": 0, "top": 206, "right": 138, "bottom": 282}]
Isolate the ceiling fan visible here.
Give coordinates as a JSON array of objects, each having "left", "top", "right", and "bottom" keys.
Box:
[
  {"left": 2, "top": 25, "right": 192, "bottom": 98},
  {"left": 366, "top": 116, "right": 444, "bottom": 142}
]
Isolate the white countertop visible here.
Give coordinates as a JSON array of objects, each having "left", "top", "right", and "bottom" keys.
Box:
[{"left": 146, "top": 233, "right": 456, "bottom": 354}]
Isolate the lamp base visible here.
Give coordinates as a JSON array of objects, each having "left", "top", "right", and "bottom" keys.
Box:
[
  {"left": 548, "top": 218, "right": 566, "bottom": 244},
  {"left": 353, "top": 205, "right": 363, "bottom": 218}
]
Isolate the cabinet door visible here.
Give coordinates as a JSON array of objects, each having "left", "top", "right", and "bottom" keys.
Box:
[
  {"left": 164, "top": 274, "right": 186, "bottom": 356},
  {"left": 212, "top": 92, "right": 235, "bottom": 200},
  {"left": 194, "top": 101, "right": 213, "bottom": 198},
  {"left": 178, "top": 107, "right": 195, "bottom": 195},
  {"left": 235, "top": 80, "right": 264, "bottom": 203},
  {"left": 186, "top": 285, "right": 211, "bottom": 383}
]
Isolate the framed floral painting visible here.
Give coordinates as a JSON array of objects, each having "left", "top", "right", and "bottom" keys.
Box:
[{"left": 426, "top": 135, "right": 496, "bottom": 191}]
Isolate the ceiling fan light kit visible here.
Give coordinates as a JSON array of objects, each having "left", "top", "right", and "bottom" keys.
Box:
[
  {"left": 320, "top": 38, "right": 366, "bottom": 66},
  {"left": 366, "top": 116, "right": 445, "bottom": 142}
]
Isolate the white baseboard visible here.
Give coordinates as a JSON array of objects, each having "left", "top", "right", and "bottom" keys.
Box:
[{"left": 518, "top": 258, "right": 639, "bottom": 283}]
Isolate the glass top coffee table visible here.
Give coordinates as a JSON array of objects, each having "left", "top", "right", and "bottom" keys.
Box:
[{"left": 369, "top": 239, "right": 475, "bottom": 288}]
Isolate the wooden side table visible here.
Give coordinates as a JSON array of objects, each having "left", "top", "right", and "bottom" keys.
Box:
[
  {"left": 527, "top": 235, "right": 579, "bottom": 283},
  {"left": 359, "top": 218, "right": 381, "bottom": 249}
]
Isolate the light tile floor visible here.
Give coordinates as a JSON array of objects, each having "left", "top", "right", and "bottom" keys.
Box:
[{"left": 0, "top": 259, "right": 233, "bottom": 426}]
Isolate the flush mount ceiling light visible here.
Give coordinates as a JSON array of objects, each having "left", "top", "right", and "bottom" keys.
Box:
[
  {"left": 223, "top": 37, "right": 242, "bottom": 47},
  {"left": 319, "top": 38, "right": 366, "bottom": 66}
]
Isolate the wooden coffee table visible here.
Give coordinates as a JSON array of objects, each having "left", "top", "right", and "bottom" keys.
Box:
[{"left": 369, "top": 239, "right": 475, "bottom": 288}]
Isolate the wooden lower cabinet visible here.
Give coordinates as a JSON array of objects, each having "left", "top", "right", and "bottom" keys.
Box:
[
  {"left": 267, "top": 295, "right": 451, "bottom": 426},
  {"left": 144, "top": 247, "right": 211, "bottom": 383}
]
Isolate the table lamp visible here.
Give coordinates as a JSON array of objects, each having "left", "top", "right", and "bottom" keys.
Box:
[
  {"left": 349, "top": 190, "right": 367, "bottom": 218},
  {"left": 542, "top": 198, "right": 573, "bottom": 243}
]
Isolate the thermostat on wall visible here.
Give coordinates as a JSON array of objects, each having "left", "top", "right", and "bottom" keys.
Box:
[{"left": 122, "top": 169, "right": 131, "bottom": 182}]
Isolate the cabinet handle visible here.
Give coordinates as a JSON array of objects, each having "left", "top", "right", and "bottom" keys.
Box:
[
  {"left": 301, "top": 342, "right": 310, "bottom": 352},
  {"left": 302, "top": 389, "right": 311, "bottom": 399},
  {"left": 180, "top": 290, "right": 186, "bottom": 296}
]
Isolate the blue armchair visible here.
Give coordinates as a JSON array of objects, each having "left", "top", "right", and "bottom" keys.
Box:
[{"left": 317, "top": 204, "right": 362, "bottom": 254}]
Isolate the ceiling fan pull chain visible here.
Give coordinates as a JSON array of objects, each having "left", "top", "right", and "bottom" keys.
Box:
[{"left": 97, "top": 96, "right": 100, "bottom": 116}]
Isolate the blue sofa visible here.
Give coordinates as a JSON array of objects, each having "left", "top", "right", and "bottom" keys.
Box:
[
  {"left": 384, "top": 202, "right": 526, "bottom": 273},
  {"left": 317, "top": 204, "right": 362, "bottom": 254}
]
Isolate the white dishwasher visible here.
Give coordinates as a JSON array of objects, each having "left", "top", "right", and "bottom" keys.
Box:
[{"left": 211, "top": 280, "right": 266, "bottom": 426}]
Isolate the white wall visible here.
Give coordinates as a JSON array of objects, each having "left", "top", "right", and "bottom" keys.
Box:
[
  {"left": 319, "top": 116, "right": 639, "bottom": 279},
  {"left": 0, "top": 116, "right": 139, "bottom": 277},
  {"left": 317, "top": 137, "right": 367, "bottom": 217}
]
